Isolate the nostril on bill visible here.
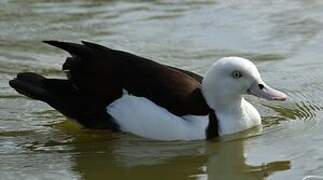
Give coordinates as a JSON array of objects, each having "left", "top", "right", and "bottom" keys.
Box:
[{"left": 258, "top": 84, "right": 264, "bottom": 90}]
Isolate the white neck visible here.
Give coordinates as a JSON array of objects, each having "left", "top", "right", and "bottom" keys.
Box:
[{"left": 202, "top": 85, "right": 261, "bottom": 136}]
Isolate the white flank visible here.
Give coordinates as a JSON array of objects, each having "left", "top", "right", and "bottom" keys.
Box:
[{"left": 107, "top": 93, "right": 209, "bottom": 141}]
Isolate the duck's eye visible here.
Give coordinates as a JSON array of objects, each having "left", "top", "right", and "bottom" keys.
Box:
[{"left": 232, "top": 71, "right": 242, "bottom": 79}]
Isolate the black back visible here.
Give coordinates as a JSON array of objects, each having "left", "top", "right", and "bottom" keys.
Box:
[
  {"left": 10, "top": 41, "right": 217, "bottom": 135},
  {"left": 43, "top": 41, "right": 210, "bottom": 116}
]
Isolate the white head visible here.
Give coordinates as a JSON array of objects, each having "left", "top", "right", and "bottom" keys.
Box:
[{"left": 202, "top": 57, "right": 287, "bottom": 110}]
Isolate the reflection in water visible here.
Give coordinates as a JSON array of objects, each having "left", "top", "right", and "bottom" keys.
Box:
[{"left": 69, "top": 128, "right": 290, "bottom": 180}]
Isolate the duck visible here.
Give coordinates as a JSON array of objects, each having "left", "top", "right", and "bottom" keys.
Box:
[{"left": 9, "top": 41, "right": 287, "bottom": 141}]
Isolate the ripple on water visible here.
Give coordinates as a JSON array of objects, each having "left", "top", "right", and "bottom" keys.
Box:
[{"left": 264, "top": 100, "right": 321, "bottom": 122}]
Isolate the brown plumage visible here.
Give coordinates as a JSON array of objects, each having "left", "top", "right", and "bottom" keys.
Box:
[{"left": 9, "top": 41, "right": 216, "bottom": 136}]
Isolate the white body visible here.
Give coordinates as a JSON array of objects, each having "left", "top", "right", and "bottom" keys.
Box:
[
  {"left": 107, "top": 93, "right": 261, "bottom": 140},
  {"left": 107, "top": 93, "right": 209, "bottom": 140}
]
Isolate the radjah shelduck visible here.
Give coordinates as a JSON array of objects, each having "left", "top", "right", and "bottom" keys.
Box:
[{"left": 9, "top": 41, "right": 287, "bottom": 141}]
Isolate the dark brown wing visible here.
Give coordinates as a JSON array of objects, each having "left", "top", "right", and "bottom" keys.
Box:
[{"left": 43, "top": 41, "right": 210, "bottom": 116}]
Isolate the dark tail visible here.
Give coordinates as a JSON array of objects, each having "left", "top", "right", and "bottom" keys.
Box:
[
  {"left": 9, "top": 72, "right": 118, "bottom": 129},
  {"left": 9, "top": 72, "right": 52, "bottom": 101}
]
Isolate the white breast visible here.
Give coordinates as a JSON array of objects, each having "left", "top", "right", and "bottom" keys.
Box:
[
  {"left": 106, "top": 93, "right": 209, "bottom": 141},
  {"left": 217, "top": 98, "right": 262, "bottom": 135}
]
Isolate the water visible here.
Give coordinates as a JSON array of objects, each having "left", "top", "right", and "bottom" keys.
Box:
[{"left": 1, "top": 0, "right": 323, "bottom": 179}]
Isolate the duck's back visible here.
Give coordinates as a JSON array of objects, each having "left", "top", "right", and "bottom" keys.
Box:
[
  {"left": 10, "top": 41, "right": 211, "bottom": 130},
  {"left": 55, "top": 41, "right": 210, "bottom": 116}
]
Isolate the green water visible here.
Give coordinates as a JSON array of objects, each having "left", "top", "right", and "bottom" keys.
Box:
[{"left": 1, "top": 0, "right": 323, "bottom": 179}]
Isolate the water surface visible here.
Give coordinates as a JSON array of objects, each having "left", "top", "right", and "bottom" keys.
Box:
[{"left": 1, "top": 0, "right": 323, "bottom": 179}]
